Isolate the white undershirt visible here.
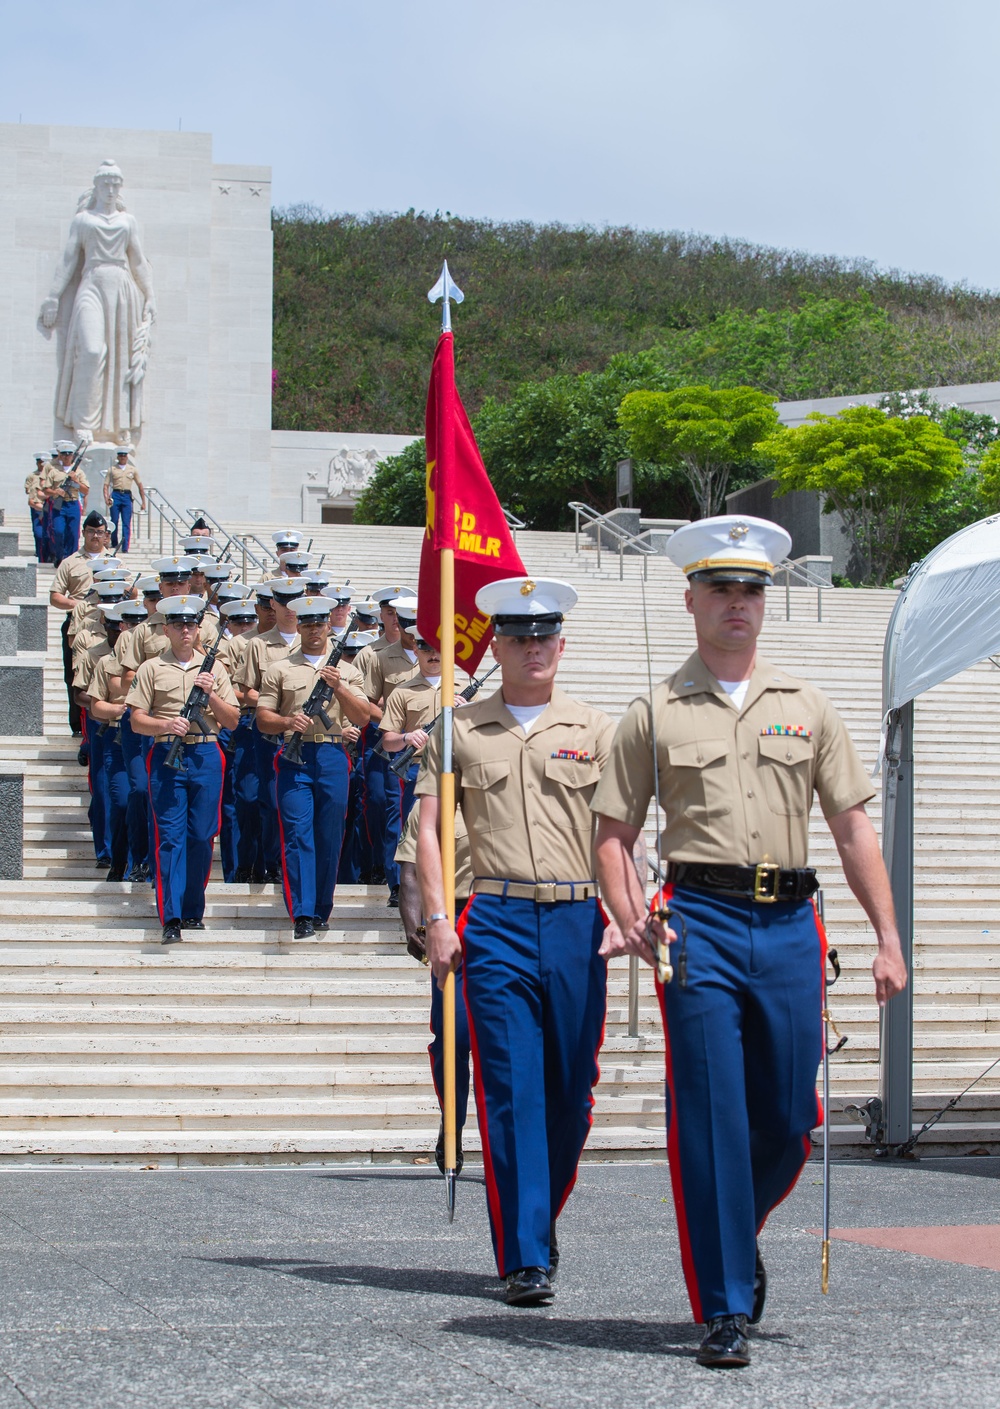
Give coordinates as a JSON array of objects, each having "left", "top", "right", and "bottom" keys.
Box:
[
  {"left": 303, "top": 653, "right": 324, "bottom": 667},
  {"left": 403, "top": 648, "right": 417, "bottom": 663},
  {"left": 718, "top": 678, "right": 750, "bottom": 710},
  {"left": 175, "top": 657, "right": 199, "bottom": 672},
  {"left": 423, "top": 674, "right": 441, "bottom": 688},
  {"left": 278, "top": 630, "right": 297, "bottom": 645},
  {"left": 506, "top": 702, "right": 548, "bottom": 735}
]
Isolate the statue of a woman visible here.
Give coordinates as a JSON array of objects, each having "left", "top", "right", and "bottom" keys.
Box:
[{"left": 40, "top": 159, "right": 156, "bottom": 446}]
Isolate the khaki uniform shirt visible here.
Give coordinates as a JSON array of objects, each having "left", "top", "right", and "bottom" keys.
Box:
[
  {"left": 119, "top": 615, "right": 218, "bottom": 671},
  {"left": 108, "top": 464, "right": 140, "bottom": 494},
  {"left": 395, "top": 801, "right": 473, "bottom": 899},
  {"left": 44, "top": 463, "right": 89, "bottom": 504},
  {"left": 25, "top": 471, "right": 45, "bottom": 508},
  {"left": 73, "top": 639, "right": 113, "bottom": 694},
  {"left": 52, "top": 551, "right": 110, "bottom": 602},
  {"left": 380, "top": 674, "right": 458, "bottom": 738},
  {"left": 257, "top": 652, "right": 367, "bottom": 744},
  {"left": 217, "top": 630, "right": 254, "bottom": 680},
  {"left": 234, "top": 627, "right": 300, "bottom": 692},
  {"left": 88, "top": 651, "right": 126, "bottom": 705},
  {"left": 125, "top": 649, "right": 237, "bottom": 742},
  {"left": 591, "top": 652, "right": 875, "bottom": 871},
  {"left": 69, "top": 598, "right": 102, "bottom": 641},
  {"left": 71, "top": 626, "right": 106, "bottom": 672},
  {"left": 416, "top": 685, "right": 615, "bottom": 885},
  {"left": 363, "top": 639, "right": 419, "bottom": 704}
]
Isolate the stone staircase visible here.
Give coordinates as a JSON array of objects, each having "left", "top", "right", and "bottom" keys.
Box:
[{"left": 0, "top": 511, "right": 995, "bottom": 1163}]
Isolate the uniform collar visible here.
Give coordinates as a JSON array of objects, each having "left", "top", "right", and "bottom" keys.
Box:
[
  {"left": 160, "top": 648, "right": 203, "bottom": 668},
  {"left": 470, "top": 683, "right": 588, "bottom": 734},
  {"left": 671, "top": 652, "right": 801, "bottom": 713}
]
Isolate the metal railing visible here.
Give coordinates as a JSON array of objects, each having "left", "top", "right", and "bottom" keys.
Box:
[
  {"left": 568, "top": 502, "right": 658, "bottom": 581},
  {"left": 503, "top": 507, "right": 526, "bottom": 541},
  {"left": 773, "top": 558, "right": 828, "bottom": 622},
  {"left": 143, "top": 487, "right": 193, "bottom": 556}
]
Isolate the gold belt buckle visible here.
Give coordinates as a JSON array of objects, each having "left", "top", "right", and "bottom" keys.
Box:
[
  {"left": 753, "top": 862, "right": 780, "bottom": 902},
  {"left": 535, "top": 883, "right": 557, "bottom": 904}
]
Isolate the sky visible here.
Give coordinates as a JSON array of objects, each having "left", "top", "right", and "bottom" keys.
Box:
[{"left": 3, "top": 0, "right": 1000, "bottom": 290}]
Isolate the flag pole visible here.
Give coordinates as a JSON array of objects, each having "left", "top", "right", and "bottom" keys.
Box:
[{"left": 428, "top": 261, "right": 463, "bottom": 1221}]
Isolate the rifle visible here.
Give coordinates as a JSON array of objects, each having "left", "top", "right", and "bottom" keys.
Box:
[
  {"left": 58, "top": 440, "right": 89, "bottom": 494},
  {"left": 283, "top": 613, "right": 359, "bottom": 766},
  {"left": 163, "top": 618, "right": 228, "bottom": 771},
  {"left": 388, "top": 661, "right": 500, "bottom": 777}
]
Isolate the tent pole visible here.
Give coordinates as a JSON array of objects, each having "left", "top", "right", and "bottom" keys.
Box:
[{"left": 879, "top": 700, "right": 914, "bottom": 1147}]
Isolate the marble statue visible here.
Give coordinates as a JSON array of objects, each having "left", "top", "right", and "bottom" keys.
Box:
[{"left": 39, "top": 159, "right": 156, "bottom": 446}]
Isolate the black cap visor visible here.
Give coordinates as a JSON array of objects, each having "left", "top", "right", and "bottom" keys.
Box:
[
  {"left": 493, "top": 613, "right": 563, "bottom": 637},
  {"left": 688, "top": 567, "right": 771, "bottom": 586}
]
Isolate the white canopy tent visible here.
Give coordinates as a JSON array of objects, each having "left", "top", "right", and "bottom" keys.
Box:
[{"left": 879, "top": 515, "right": 1000, "bottom": 1145}]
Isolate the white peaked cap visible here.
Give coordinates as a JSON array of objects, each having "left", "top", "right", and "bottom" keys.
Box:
[
  {"left": 55, "top": 441, "right": 76, "bottom": 454},
  {"left": 665, "top": 515, "right": 792, "bottom": 583},
  {"left": 92, "top": 566, "right": 130, "bottom": 582},
  {"left": 344, "top": 630, "right": 378, "bottom": 650},
  {"left": 278, "top": 551, "right": 311, "bottom": 567},
  {"left": 476, "top": 576, "right": 578, "bottom": 622},
  {"left": 291, "top": 595, "right": 338, "bottom": 619},
  {"left": 388, "top": 596, "right": 418, "bottom": 623},
  {"left": 271, "top": 528, "right": 302, "bottom": 545},
  {"left": 136, "top": 575, "right": 161, "bottom": 594},
  {"left": 151, "top": 556, "right": 197, "bottom": 577},
  {"left": 220, "top": 600, "right": 256, "bottom": 618},
  {"left": 158, "top": 594, "right": 208, "bottom": 620},
  {"left": 179, "top": 535, "right": 218, "bottom": 553},
  {"left": 370, "top": 584, "right": 416, "bottom": 604},
  {"left": 33, "top": 451, "right": 49, "bottom": 460},
  {"left": 327, "top": 581, "right": 352, "bottom": 603}
]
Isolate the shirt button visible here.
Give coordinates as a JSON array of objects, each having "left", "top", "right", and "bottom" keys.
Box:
[
  {"left": 751, "top": 829, "right": 760, "bottom": 839},
  {"left": 742, "top": 751, "right": 749, "bottom": 759},
  {"left": 747, "top": 789, "right": 754, "bottom": 798},
  {"left": 527, "top": 782, "right": 535, "bottom": 789}
]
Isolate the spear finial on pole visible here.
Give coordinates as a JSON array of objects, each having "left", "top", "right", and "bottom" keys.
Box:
[{"left": 428, "top": 260, "right": 464, "bottom": 333}]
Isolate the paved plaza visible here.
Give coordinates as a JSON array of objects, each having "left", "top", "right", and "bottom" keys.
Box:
[{"left": 0, "top": 1158, "right": 994, "bottom": 1407}]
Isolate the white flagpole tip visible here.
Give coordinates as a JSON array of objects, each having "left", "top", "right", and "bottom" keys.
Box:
[{"left": 428, "top": 259, "right": 464, "bottom": 332}]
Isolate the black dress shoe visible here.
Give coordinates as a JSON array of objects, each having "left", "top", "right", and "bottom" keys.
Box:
[
  {"left": 95, "top": 857, "right": 111, "bottom": 869},
  {"left": 548, "top": 1222, "right": 559, "bottom": 1281},
  {"left": 313, "top": 917, "right": 330, "bottom": 931},
  {"left": 262, "top": 869, "right": 282, "bottom": 885},
  {"left": 105, "top": 868, "right": 125, "bottom": 882},
  {"left": 181, "top": 918, "right": 205, "bottom": 930},
  {"left": 504, "top": 1267, "right": 554, "bottom": 1306},
  {"left": 293, "top": 917, "right": 316, "bottom": 939},
  {"left": 233, "top": 867, "right": 251, "bottom": 884},
  {"left": 697, "top": 1315, "right": 750, "bottom": 1368},
  {"left": 77, "top": 747, "right": 89, "bottom": 767},
  {"left": 126, "top": 864, "right": 149, "bottom": 883},
  {"left": 387, "top": 886, "right": 399, "bottom": 907},
  {"left": 434, "top": 1123, "right": 464, "bottom": 1176},
  {"left": 750, "top": 1243, "right": 766, "bottom": 1325},
  {"left": 161, "top": 921, "right": 182, "bottom": 945}
]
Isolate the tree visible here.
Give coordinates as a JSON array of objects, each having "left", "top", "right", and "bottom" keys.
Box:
[
  {"left": 617, "top": 385, "right": 781, "bottom": 517},
  {"left": 356, "top": 351, "right": 689, "bottom": 530},
  {"left": 759, "top": 405, "right": 964, "bottom": 585},
  {"left": 977, "top": 442, "right": 1000, "bottom": 513}
]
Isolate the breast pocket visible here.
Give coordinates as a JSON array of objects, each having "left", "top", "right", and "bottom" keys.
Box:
[
  {"left": 666, "top": 739, "right": 732, "bottom": 820},
  {"left": 461, "top": 759, "right": 515, "bottom": 832},
  {"left": 757, "top": 735, "right": 814, "bottom": 816},
  {"left": 542, "top": 756, "right": 602, "bottom": 829}
]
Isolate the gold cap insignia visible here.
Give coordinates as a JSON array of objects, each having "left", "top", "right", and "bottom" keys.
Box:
[
  {"left": 520, "top": 580, "right": 536, "bottom": 596},
  {"left": 728, "top": 523, "right": 750, "bottom": 542}
]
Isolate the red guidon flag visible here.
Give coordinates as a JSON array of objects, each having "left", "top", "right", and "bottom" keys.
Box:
[{"left": 417, "top": 330, "right": 525, "bottom": 673}]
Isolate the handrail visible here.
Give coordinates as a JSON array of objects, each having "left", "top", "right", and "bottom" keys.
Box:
[
  {"left": 503, "top": 507, "right": 526, "bottom": 539},
  {"left": 184, "top": 507, "right": 276, "bottom": 579},
  {"left": 773, "top": 557, "right": 827, "bottom": 623},
  {"left": 568, "top": 501, "right": 657, "bottom": 581},
  {"left": 144, "top": 487, "right": 191, "bottom": 556}
]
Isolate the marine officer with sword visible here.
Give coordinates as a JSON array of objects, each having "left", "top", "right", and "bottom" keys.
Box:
[{"left": 591, "top": 515, "right": 908, "bottom": 1369}]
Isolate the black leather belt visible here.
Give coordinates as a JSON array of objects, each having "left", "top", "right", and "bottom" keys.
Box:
[{"left": 667, "top": 861, "right": 818, "bottom": 903}]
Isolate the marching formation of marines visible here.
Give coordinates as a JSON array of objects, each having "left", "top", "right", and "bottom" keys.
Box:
[{"left": 43, "top": 501, "right": 908, "bottom": 1368}]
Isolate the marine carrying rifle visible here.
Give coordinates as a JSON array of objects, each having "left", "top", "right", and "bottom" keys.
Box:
[
  {"left": 388, "top": 661, "right": 500, "bottom": 777},
  {"left": 163, "top": 618, "right": 228, "bottom": 770},
  {"left": 58, "top": 440, "right": 89, "bottom": 494},
  {"left": 283, "top": 613, "right": 360, "bottom": 766}
]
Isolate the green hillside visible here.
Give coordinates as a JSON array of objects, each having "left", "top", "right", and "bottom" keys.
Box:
[{"left": 271, "top": 208, "right": 1000, "bottom": 433}]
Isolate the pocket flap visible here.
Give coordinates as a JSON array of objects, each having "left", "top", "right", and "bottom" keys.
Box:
[
  {"left": 667, "top": 739, "right": 729, "bottom": 768},
  {"left": 463, "top": 759, "right": 511, "bottom": 790},
  {"left": 758, "top": 734, "right": 814, "bottom": 765},
  {"left": 543, "top": 756, "right": 602, "bottom": 788}
]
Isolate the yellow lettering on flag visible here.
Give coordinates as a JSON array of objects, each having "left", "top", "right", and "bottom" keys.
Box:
[{"left": 425, "top": 459, "right": 436, "bottom": 537}]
